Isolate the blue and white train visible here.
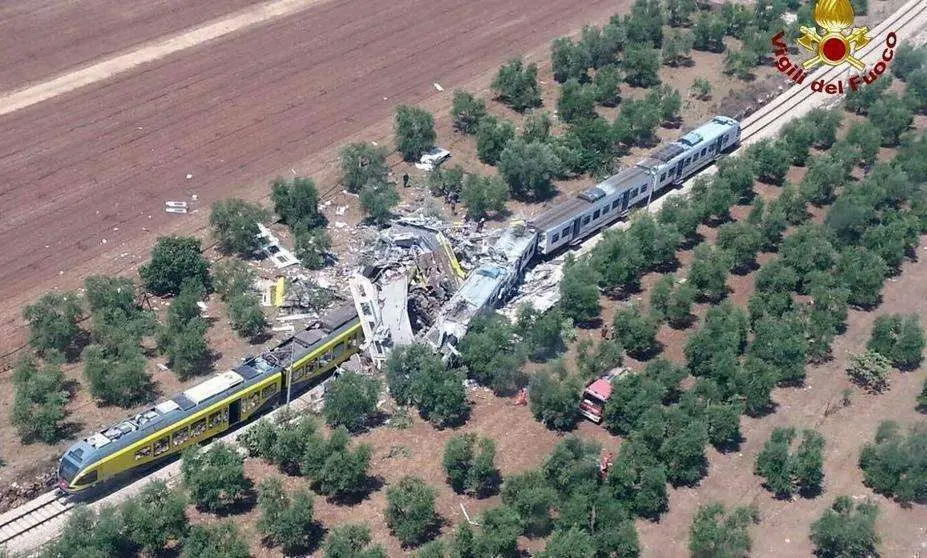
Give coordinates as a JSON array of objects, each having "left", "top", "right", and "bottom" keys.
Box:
[
  {"left": 530, "top": 115, "right": 741, "bottom": 255},
  {"left": 424, "top": 115, "right": 741, "bottom": 353}
]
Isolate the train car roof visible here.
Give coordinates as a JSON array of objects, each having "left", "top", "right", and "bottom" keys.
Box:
[
  {"left": 639, "top": 116, "right": 738, "bottom": 170},
  {"left": 62, "top": 305, "right": 359, "bottom": 469},
  {"left": 528, "top": 166, "right": 649, "bottom": 232}
]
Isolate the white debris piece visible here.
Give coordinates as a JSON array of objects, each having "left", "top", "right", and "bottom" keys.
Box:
[
  {"left": 185, "top": 173, "right": 193, "bottom": 179},
  {"left": 349, "top": 275, "right": 387, "bottom": 363},
  {"left": 335, "top": 206, "right": 347, "bottom": 216},
  {"left": 255, "top": 223, "right": 299, "bottom": 269},
  {"left": 415, "top": 147, "right": 451, "bottom": 171},
  {"left": 380, "top": 274, "right": 414, "bottom": 347},
  {"left": 433, "top": 82, "right": 444, "bottom": 92},
  {"left": 335, "top": 222, "right": 347, "bottom": 229}
]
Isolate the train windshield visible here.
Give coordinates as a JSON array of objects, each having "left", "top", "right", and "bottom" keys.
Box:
[{"left": 58, "top": 458, "right": 80, "bottom": 483}]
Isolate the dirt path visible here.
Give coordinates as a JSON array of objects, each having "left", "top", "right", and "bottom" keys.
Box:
[{"left": 0, "top": 0, "right": 333, "bottom": 116}]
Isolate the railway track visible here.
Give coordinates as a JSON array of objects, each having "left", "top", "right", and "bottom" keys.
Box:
[{"left": 0, "top": 490, "right": 72, "bottom": 548}]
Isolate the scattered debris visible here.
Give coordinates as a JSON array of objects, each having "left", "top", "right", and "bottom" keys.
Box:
[
  {"left": 185, "top": 173, "right": 193, "bottom": 179},
  {"left": 255, "top": 224, "right": 298, "bottom": 269},
  {"left": 433, "top": 82, "right": 444, "bottom": 92}
]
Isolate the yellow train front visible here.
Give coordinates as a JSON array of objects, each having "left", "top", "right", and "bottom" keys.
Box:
[{"left": 58, "top": 306, "right": 362, "bottom": 493}]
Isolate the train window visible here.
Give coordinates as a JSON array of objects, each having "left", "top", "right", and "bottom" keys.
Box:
[
  {"left": 660, "top": 173, "right": 667, "bottom": 182},
  {"left": 135, "top": 445, "right": 152, "bottom": 461},
  {"left": 154, "top": 436, "right": 170, "bottom": 456},
  {"left": 612, "top": 199, "right": 620, "bottom": 210},
  {"left": 630, "top": 188, "right": 638, "bottom": 198},
  {"left": 562, "top": 226, "right": 570, "bottom": 237},
  {"left": 245, "top": 392, "right": 261, "bottom": 412},
  {"left": 593, "top": 209, "right": 600, "bottom": 220},
  {"left": 172, "top": 427, "right": 190, "bottom": 447},
  {"left": 262, "top": 385, "right": 276, "bottom": 399},
  {"left": 208, "top": 411, "right": 224, "bottom": 429},
  {"left": 582, "top": 216, "right": 590, "bottom": 226},
  {"left": 191, "top": 419, "right": 207, "bottom": 437},
  {"left": 333, "top": 342, "right": 346, "bottom": 357},
  {"left": 701, "top": 148, "right": 707, "bottom": 157},
  {"left": 77, "top": 470, "right": 98, "bottom": 485},
  {"left": 551, "top": 233, "right": 560, "bottom": 243}
]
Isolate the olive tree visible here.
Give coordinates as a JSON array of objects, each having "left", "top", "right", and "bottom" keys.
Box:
[
  {"left": 451, "top": 90, "right": 487, "bottom": 134},
  {"left": 11, "top": 355, "right": 67, "bottom": 444},
  {"left": 384, "top": 476, "right": 441, "bottom": 546},
  {"left": 688, "top": 503, "right": 759, "bottom": 558},
  {"left": 492, "top": 58, "right": 542, "bottom": 111},
  {"left": 868, "top": 313, "right": 925, "bottom": 369},
  {"left": 257, "top": 477, "right": 319, "bottom": 554},
  {"left": 340, "top": 142, "right": 389, "bottom": 193},
  {"left": 140, "top": 236, "right": 210, "bottom": 295},
  {"left": 121, "top": 481, "right": 188, "bottom": 555},
  {"left": 443, "top": 433, "right": 499, "bottom": 497},
  {"left": 208, "top": 199, "right": 268, "bottom": 256},
  {"left": 323, "top": 371, "right": 381, "bottom": 432},
  {"left": 181, "top": 443, "right": 249, "bottom": 513},
  {"left": 395, "top": 105, "right": 436, "bottom": 161},
  {"left": 859, "top": 421, "right": 927, "bottom": 505},
  {"left": 810, "top": 496, "right": 880, "bottom": 558}
]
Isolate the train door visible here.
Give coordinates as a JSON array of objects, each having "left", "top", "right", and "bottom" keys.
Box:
[
  {"left": 714, "top": 136, "right": 724, "bottom": 153},
  {"left": 621, "top": 190, "right": 631, "bottom": 211},
  {"left": 229, "top": 400, "right": 242, "bottom": 425},
  {"left": 674, "top": 161, "right": 684, "bottom": 181},
  {"left": 571, "top": 217, "right": 582, "bottom": 239}
]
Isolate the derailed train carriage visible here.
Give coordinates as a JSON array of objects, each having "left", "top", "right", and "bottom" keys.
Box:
[
  {"left": 57, "top": 306, "right": 362, "bottom": 493},
  {"left": 425, "top": 115, "right": 740, "bottom": 354}
]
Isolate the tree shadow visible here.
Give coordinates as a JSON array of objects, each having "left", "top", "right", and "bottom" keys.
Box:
[
  {"left": 323, "top": 475, "right": 385, "bottom": 507},
  {"left": 745, "top": 401, "right": 779, "bottom": 419},
  {"left": 57, "top": 420, "right": 84, "bottom": 442},
  {"left": 574, "top": 317, "right": 604, "bottom": 330},
  {"left": 214, "top": 480, "right": 257, "bottom": 517},
  {"left": 703, "top": 213, "right": 733, "bottom": 228},
  {"left": 654, "top": 257, "right": 681, "bottom": 274},
  {"left": 628, "top": 342, "right": 664, "bottom": 362},
  {"left": 398, "top": 513, "right": 447, "bottom": 549},
  {"left": 731, "top": 260, "right": 760, "bottom": 276},
  {"left": 713, "top": 434, "right": 744, "bottom": 454},
  {"left": 798, "top": 483, "right": 823, "bottom": 500},
  {"left": 247, "top": 331, "right": 274, "bottom": 345},
  {"left": 64, "top": 330, "right": 92, "bottom": 362},
  {"left": 850, "top": 297, "right": 883, "bottom": 312},
  {"left": 260, "top": 520, "right": 326, "bottom": 556},
  {"left": 424, "top": 405, "right": 472, "bottom": 430},
  {"left": 666, "top": 314, "right": 696, "bottom": 330},
  {"left": 678, "top": 231, "right": 704, "bottom": 251},
  {"left": 897, "top": 356, "right": 924, "bottom": 373}
]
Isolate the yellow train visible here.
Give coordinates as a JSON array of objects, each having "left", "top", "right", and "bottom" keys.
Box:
[{"left": 57, "top": 305, "right": 362, "bottom": 493}]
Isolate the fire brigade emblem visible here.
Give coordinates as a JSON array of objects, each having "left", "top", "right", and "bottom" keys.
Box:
[{"left": 797, "top": 0, "right": 871, "bottom": 70}]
